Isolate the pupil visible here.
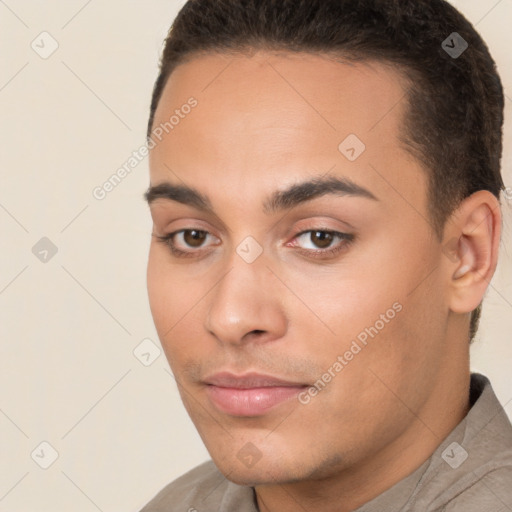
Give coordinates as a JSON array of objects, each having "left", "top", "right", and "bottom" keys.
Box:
[{"left": 312, "top": 231, "right": 332, "bottom": 248}]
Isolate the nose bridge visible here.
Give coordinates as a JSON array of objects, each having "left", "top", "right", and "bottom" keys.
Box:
[{"left": 205, "top": 247, "right": 286, "bottom": 345}]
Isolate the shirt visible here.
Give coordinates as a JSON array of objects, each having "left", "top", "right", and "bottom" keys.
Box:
[{"left": 139, "top": 373, "right": 512, "bottom": 511}]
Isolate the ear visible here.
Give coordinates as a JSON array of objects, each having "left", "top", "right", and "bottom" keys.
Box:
[{"left": 441, "top": 190, "right": 502, "bottom": 314}]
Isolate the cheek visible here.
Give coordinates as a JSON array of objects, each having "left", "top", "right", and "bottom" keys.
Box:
[
  {"left": 147, "top": 247, "right": 190, "bottom": 344},
  {"left": 282, "top": 262, "right": 397, "bottom": 347},
  {"left": 146, "top": 246, "right": 210, "bottom": 364},
  {"left": 147, "top": 247, "right": 171, "bottom": 328},
  {"left": 283, "top": 233, "right": 404, "bottom": 335}
]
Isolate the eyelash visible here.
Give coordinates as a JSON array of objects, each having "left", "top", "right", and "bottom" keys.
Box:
[{"left": 154, "top": 228, "right": 355, "bottom": 260}]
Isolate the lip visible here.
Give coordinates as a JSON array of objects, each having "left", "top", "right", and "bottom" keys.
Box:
[{"left": 203, "top": 372, "right": 309, "bottom": 416}]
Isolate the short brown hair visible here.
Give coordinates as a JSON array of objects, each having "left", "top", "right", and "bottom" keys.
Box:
[{"left": 147, "top": 0, "right": 506, "bottom": 343}]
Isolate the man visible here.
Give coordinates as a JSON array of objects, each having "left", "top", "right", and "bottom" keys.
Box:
[{"left": 140, "top": 0, "right": 512, "bottom": 510}]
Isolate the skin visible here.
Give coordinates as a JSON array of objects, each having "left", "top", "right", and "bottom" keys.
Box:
[{"left": 145, "top": 51, "right": 501, "bottom": 512}]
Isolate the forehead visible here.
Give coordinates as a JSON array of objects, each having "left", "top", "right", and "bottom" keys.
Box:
[
  {"left": 152, "top": 50, "right": 409, "bottom": 138},
  {"left": 149, "top": 51, "right": 426, "bottom": 218}
]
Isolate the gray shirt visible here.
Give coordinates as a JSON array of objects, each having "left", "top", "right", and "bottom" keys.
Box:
[{"left": 140, "top": 373, "right": 512, "bottom": 511}]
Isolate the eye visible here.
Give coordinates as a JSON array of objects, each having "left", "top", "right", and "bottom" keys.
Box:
[
  {"left": 289, "top": 229, "right": 354, "bottom": 259},
  {"left": 155, "top": 229, "right": 218, "bottom": 257},
  {"left": 176, "top": 230, "right": 209, "bottom": 248},
  {"left": 295, "top": 230, "right": 340, "bottom": 249}
]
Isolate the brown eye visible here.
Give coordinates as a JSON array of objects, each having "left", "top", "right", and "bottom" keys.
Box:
[
  {"left": 183, "top": 230, "right": 208, "bottom": 248},
  {"left": 310, "top": 231, "right": 334, "bottom": 249},
  {"left": 155, "top": 228, "right": 220, "bottom": 257},
  {"left": 291, "top": 229, "right": 354, "bottom": 259}
]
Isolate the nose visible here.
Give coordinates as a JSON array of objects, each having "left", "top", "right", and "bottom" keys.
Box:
[{"left": 204, "top": 252, "right": 288, "bottom": 346}]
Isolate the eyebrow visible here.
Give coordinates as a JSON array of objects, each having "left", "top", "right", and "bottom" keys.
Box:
[{"left": 144, "top": 175, "right": 379, "bottom": 215}]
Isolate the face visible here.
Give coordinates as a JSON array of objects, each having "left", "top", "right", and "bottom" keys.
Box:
[{"left": 146, "top": 51, "right": 451, "bottom": 485}]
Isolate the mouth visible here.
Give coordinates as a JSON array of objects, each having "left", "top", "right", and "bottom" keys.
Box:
[{"left": 203, "top": 372, "right": 309, "bottom": 417}]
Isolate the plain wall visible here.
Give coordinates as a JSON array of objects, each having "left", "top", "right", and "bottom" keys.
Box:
[{"left": 0, "top": 1, "right": 510, "bottom": 510}]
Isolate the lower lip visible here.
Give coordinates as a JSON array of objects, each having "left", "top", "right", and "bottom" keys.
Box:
[{"left": 206, "top": 385, "right": 306, "bottom": 416}]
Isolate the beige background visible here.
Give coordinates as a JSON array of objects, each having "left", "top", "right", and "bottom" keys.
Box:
[{"left": 0, "top": 1, "right": 510, "bottom": 511}]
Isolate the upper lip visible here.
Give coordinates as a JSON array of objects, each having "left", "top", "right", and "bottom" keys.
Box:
[{"left": 203, "top": 372, "right": 308, "bottom": 389}]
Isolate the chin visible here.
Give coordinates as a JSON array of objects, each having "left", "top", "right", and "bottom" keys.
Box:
[
  {"left": 223, "top": 470, "right": 271, "bottom": 487},
  {"left": 207, "top": 449, "right": 313, "bottom": 487},
  {"left": 213, "top": 446, "right": 352, "bottom": 488},
  {"left": 220, "top": 465, "right": 300, "bottom": 487}
]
